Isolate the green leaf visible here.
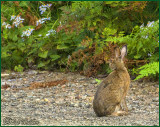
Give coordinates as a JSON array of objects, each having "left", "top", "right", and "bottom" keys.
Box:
[
  {"left": 50, "top": 54, "right": 61, "bottom": 61},
  {"left": 3, "top": 29, "right": 8, "bottom": 39},
  {"left": 93, "top": 21, "right": 96, "bottom": 26},
  {"left": 12, "top": 50, "right": 23, "bottom": 62},
  {"left": 57, "top": 45, "right": 68, "bottom": 49},
  {"left": 1, "top": 51, "right": 10, "bottom": 58},
  {"left": 27, "top": 57, "right": 34, "bottom": 63},
  {"left": 17, "top": 42, "right": 26, "bottom": 52},
  {"left": 38, "top": 60, "right": 50, "bottom": 68},
  {"left": 37, "top": 62, "right": 45, "bottom": 68},
  {"left": 14, "top": 65, "right": 24, "bottom": 72},
  {"left": 137, "top": 42, "right": 143, "bottom": 52},
  {"left": 38, "top": 51, "right": 48, "bottom": 58},
  {"left": 13, "top": 35, "right": 18, "bottom": 42},
  {"left": 134, "top": 54, "right": 141, "bottom": 59}
]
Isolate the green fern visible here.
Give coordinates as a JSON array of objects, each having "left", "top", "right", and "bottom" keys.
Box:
[{"left": 134, "top": 62, "right": 159, "bottom": 80}]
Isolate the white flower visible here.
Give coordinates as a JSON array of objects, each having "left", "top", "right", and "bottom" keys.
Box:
[
  {"left": 2, "top": 22, "right": 6, "bottom": 26},
  {"left": 48, "top": 29, "right": 54, "bottom": 33},
  {"left": 46, "top": 4, "right": 52, "bottom": 8},
  {"left": 142, "top": 35, "right": 148, "bottom": 39},
  {"left": 40, "top": 7, "right": 47, "bottom": 14},
  {"left": 46, "top": 33, "right": 50, "bottom": 36},
  {"left": 145, "top": 35, "right": 148, "bottom": 39},
  {"left": 10, "top": 15, "right": 16, "bottom": 21},
  {"left": 3, "top": 23, "right": 11, "bottom": 29},
  {"left": 147, "top": 21, "right": 154, "bottom": 27},
  {"left": 12, "top": 15, "right": 24, "bottom": 27},
  {"left": 36, "top": 17, "right": 51, "bottom": 26},
  {"left": 45, "top": 29, "right": 56, "bottom": 37},
  {"left": 39, "top": 4, "right": 52, "bottom": 15},
  {"left": 21, "top": 28, "right": 35, "bottom": 37},
  {"left": 5, "top": 24, "right": 11, "bottom": 29},
  {"left": 148, "top": 53, "right": 152, "bottom": 56}
]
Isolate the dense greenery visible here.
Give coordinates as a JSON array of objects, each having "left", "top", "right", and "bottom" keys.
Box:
[{"left": 1, "top": 1, "right": 159, "bottom": 80}]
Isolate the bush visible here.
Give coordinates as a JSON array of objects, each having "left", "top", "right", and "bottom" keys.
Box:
[
  {"left": 119, "top": 20, "right": 159, "bottom": 80},
  {"left": 1, "top": 1, "right": 159, "bottom": 80}
]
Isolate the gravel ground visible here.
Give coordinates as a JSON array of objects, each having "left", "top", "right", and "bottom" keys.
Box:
[{"left": 1, "top": 70, "right": 159, "bottom": 126}]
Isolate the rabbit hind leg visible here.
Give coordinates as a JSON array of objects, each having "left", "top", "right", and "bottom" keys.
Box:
[
  {"left": 111, "top": 110, "right": 128, "bottom": 116},
  {"left": 111, "top": 105, "right": 128, "bottom": 116},
  {"left": 120, "top": 97, "right": 128, "bottom": 112}
]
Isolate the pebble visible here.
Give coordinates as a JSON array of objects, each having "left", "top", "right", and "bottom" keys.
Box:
[
  {"left": 85, "top": 104, "right": 91, "bottom": 108},
  {"left": 91, "top": 80, "right": 98, "bottom": 84},
  {"left": 1, "top": 82, "right": 6, "bottom": 85},
  {"left": 152, "top": 97, "right": 159, "bottom": 102},
  {"left": 1, "top": 71, "right": 159, "bottom": 126}
]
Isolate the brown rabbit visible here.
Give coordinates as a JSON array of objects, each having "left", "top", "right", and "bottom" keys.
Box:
[{"left": 93, "top": 45, "right": 130, "bottom": 117}]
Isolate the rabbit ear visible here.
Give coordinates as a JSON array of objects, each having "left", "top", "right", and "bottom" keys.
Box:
[
  {"left": 115, "top": 47, "right": 120, "bottom": 58},
  {"left": 121, "top": 45, "right": 127, "bottom": 59}
]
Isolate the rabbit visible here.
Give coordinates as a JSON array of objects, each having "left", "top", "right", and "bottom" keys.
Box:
[{"left": 93, "top": 45, "right": 130, "bottom": 117}]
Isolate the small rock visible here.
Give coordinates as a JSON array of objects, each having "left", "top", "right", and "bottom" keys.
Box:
[
  {"left": 91, "top": 80, "right": 98, "bottom": 84},
  {"left": 152, "top": 97, "right": 159, "bottom": 102},
  {"left": 11, "top": 102, "right": 18, "bottom": 106},
  {"left": 82, "top": 95, "right": 87, "bottom": 99},
  {"left": 74, "top": 103, "right": 79, "bottom": 107},
  {"left": 69, "top": 103, "right": 75, "bottom": 107},
  {"left": 85, "top": 104, "right": 91, "bottom": 108}
]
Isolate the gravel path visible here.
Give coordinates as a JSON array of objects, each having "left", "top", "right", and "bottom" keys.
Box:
[{"left": 1, "top": 71, "right": 159, "bottom": 126}]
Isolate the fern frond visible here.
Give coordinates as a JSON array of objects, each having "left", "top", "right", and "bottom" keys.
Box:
[{"left": 134, "top": 62, "right": 159, "bottom": 80}]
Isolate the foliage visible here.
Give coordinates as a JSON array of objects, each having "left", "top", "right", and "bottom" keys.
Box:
[
  {"left": 118, "top": 20, "right": 159, "bottom": 80},
  {"left": 14, "top": 65, "right": 24, "bottom": 72},
  {"left": 1, "top": 1, "right": 159, "bottom": 80},
  {"left": 119, "top": 20, "right": 159, "bottom": 61},
  {"left": 134, "top": 62, "right": 159, "bottom": 80},
  {"left": 1, "top": 1, "right": 70, "bottom": 70},
  {"left": 95, "top": 79, "right": 102, "bottom": 85}
]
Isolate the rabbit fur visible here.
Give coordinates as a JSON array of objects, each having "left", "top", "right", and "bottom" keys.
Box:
[{"left": 93, "top": 45, "right": 130, "bottom": 117}]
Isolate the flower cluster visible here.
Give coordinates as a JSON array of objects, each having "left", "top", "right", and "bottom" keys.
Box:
[
  {"left": 39, "top": 4, "right": 52, "bottom": 14},
  {"left": 21, "top": 28, "right": 35, "bottom": 37},
  {"left": 147, "top": 21, "right": 154, "bottom": 27},
  {"left": 140, "top": 21, "right": 155, "bottom": 29},
  {"left": 2, "top": 22, "right": 11, "bottom": 29},
  {"left": 2, "top": 15, "right": 24, "bottom": 29},
  {"left": 12, "top": 15, "right": 24, "bottom": 27},
  {"left": 45, "top": 29, "right": 56, "bottom": 37},
  {"left": 142, "top": 35, "right": 149, "bottom": 39},
  {"left": 36, "top": 17, "right": 51, "bottom": 26}
]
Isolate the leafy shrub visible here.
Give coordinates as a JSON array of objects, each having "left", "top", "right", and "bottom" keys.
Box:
[
  {"left": 1, "top": 1, "right": 159, "bottom": 80},
  {"left": 118, "top": 20, "right": 159, "bottom": 80},
  {"left": 1, "top": 1, "right": 69, "bottom": 70},
  {"left": 120, "top": 20, "right": 159, "bottom": 61},
  {"left": 14, "top": 65, "right": 24, "bottom": 72}
]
